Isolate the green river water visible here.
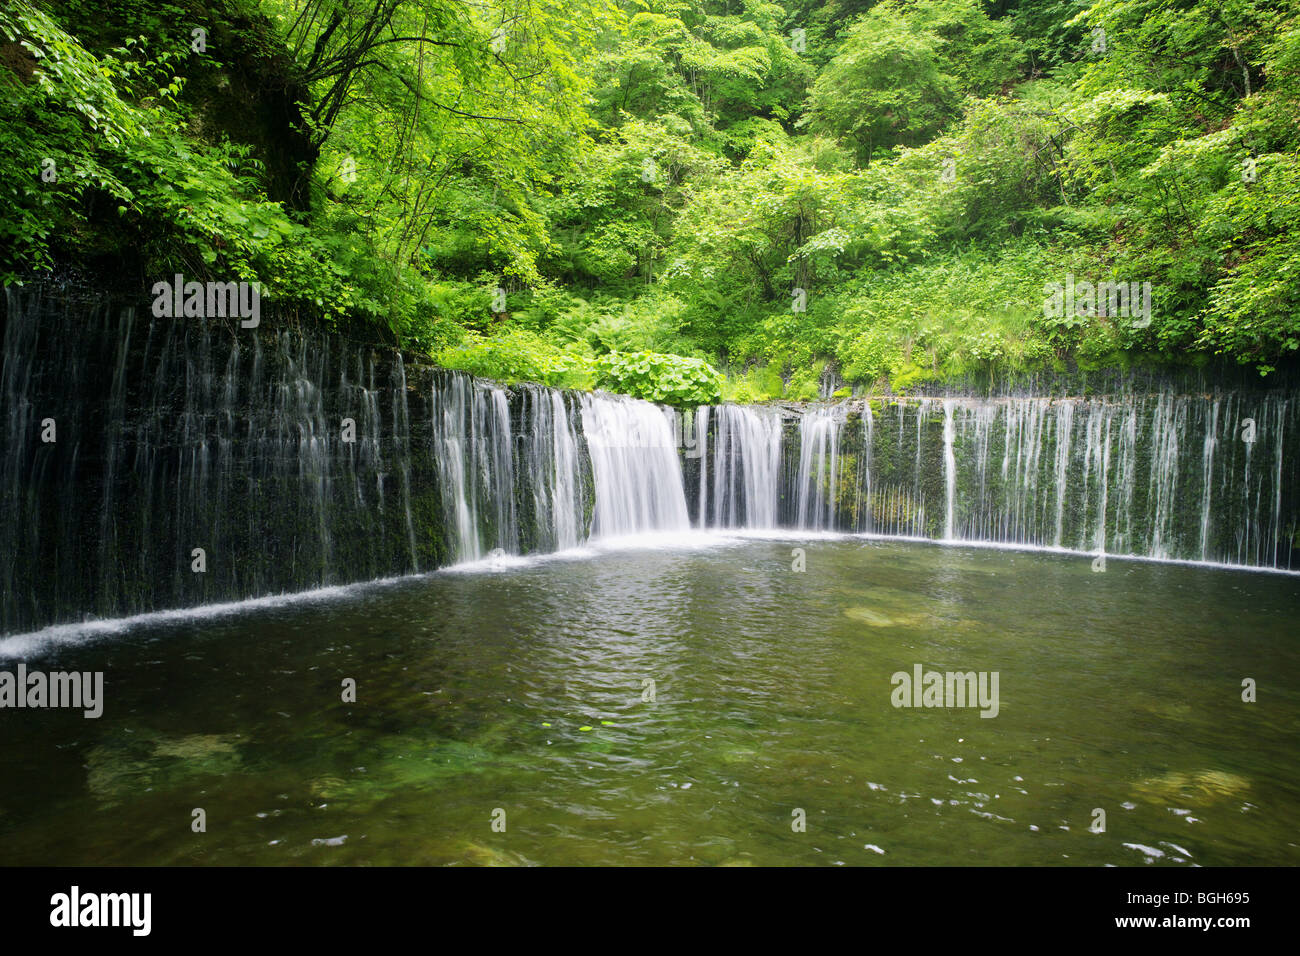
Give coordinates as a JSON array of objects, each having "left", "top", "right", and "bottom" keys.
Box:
[{"left": 1, "top": 535, "right": 1296, "bottom": 866}]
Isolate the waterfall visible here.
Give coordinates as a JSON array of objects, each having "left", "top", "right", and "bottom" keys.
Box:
[
  {"left": 700, "top": 404, "right": 782, "bottom": 528},
  {"left": 942, "top": 400, "right": 956, "bottom": 540},
  {"left": 858, "top": 405, "right": 874, "bottom": 532},
  {"left": 1148, "top": 393, "right": 1183, "bottom": 558},
  {"left": 695, "top": 406, "right": 710, "bottom": 528},
  {"left": 1052, "top": 402, "right": 1074, "bottom": 547},
  {"left": 1199, "top": 398, "right": 1219, "bottom": 561},
  {"left": 779, "top": 391, "right": 1297, "bottom": 569},
  {"left": 519, "top": 384, "right": 585, "bottom": 554},
  {"left": 430, "top": 372, "right": 519, "bottom": 563},
  {"left": 579, "top": 392, "right": 690, "bottom": 537},
  {"left": 795, "top": 405, "right": 846, "bottom": 530},
  {"left": 428, "top": 373, "right": 603, "bottom": 562},
  {"left": 3, "top": 287, "right": 1298, "bottom": 636},
  {"left": 0, "top": 291, "right": 443, "bottom": 634},
  {"left": 392, "top": 355, "right": 420, "bottom": 571},
  {"left": 1271, "top": 400, "right": 1288, "bottom": 567}
]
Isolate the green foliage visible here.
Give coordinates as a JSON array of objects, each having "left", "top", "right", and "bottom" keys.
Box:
[
  {"left": 836, "top": 242, "right": 1069, "bottom": 387},
  {"left": 0, "top": 1, "right": 344, "bottom": 313},
  {"left": 1195, "top": 150, "right": 1300, "bottom": 369},
  {"left": 721, "top": 363, "right": 787, "bottom": 402},
  {"left": 436, "top": 328, "right": 595, "bottom": 388},
  {"left": 803, "top": 0, "right": 1023, "bottom": 162},
  {"left": 804, "top": 16, "right": 957, "bottom": 162},
  {"left": 593, "top": 350, "right": 724, "bottom": 405},
  {"left": 3, "top": 0, "right": 1298, "bottom": 395}
]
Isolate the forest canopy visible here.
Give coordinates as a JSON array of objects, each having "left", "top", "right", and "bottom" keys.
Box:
[{"left": 2, "top": 0, "right": 1298, "bottom": 401}]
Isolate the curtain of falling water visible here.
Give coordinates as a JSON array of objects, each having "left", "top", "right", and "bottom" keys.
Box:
[
  {"left": 578, "top": 393, "right": 690, "bottom": 537},
  {"left": 3, "top": 287, "right": 1298, "bottom": 636},
  {"left": 694, "top": 394, "right": 1296, "bottom": 569}
]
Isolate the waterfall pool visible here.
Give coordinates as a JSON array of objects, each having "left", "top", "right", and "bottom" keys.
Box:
[{"left": 1, "top": 535, "right": 1296, "bottom": 866}]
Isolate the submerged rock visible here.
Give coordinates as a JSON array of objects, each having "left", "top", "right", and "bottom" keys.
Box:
[
  {"left": 308, "top": 776, "right": 352, "bottom": 799},
  {"left": 717, "top": 746, "right": 758, "bottom": 764},
  {"left": 843, "top": 605, "right": 932, "bottom": 628},
  {"left": 843, "top": 606, "right": 896, "bottom": 627},
  {"left": 460, "top": 842, "right": 538, "bottom": 867},
  {"left": 857, "top": 585, "right": 920, "bottom": 606},
  {"left": 1134, "top": 770, "right": 1250, "bottom": 806},
  {"left": 86, "top": 729, "right": 243, "bottom": 803},
  {"left": 152, "top": 734, "right": 239, "bottom": 760}
]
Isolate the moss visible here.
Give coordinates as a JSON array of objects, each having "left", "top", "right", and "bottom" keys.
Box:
[{"left": 891, "top": 361, "right": 939, "bottom": 393}]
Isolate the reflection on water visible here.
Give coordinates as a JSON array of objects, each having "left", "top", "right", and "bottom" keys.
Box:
[{"left": 1, "top": 537, "right": 1297, "bottom": 866}]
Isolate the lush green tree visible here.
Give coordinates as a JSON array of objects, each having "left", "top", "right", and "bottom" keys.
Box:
[
  {"left": 803, "top": 0, "right": 1022, "bottom": 162},
  {"left": 3, "top": 0, "right": 1298, "bottom": 390}
]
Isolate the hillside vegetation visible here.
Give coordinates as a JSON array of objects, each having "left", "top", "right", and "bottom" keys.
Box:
[{"left": 3, "top": 0, "right": 1298, "bottom": 402}]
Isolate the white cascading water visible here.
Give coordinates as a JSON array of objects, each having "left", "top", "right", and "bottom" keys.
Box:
[
  {"left": 695, "top": 406, "right": 710, "bottom": 528},
  {"left": 796, "top": 404, "right": 844, "bottom": 530},
  {"left": 1147, "top": 392, "right": 1183, "bottom": 559},
  {"left": 424, "top": 382, "right": 1294, "bottom": 568},
  {"left": 579, "top": 393, "right": 690, "bottom": 537},
  {"left": 771, "top": 391, "right": 1294, "bottom": 568},
  {"left": 391, "top": 355, "right": 420, "bottom": 571},
  {"left": 857, "top": 403, "right": 874, "bottom": 531},
  {"left": 942, "top": 400, "right": 956, "bottom": 540},
  {"left": 522, "top": 386, "right": 584, "bottom": 553},
  {"left": 431, "top": 374, "right": 517, "bottom": 562},
  {"left": 546, "top": 390, "right": 584, "bottom": 551},
  {"left": 1052, "top": 401, "right": 1074, "bottom": 547},
  {"left": 1199, "top": 398, "right": 1220, "bottom": 561},
  {"left": 703, "top": 404, "right": 782, "bottom": 528}
]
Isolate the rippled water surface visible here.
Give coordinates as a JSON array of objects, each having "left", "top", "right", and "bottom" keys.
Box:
[{"left": 2, "top": 537, "right": 1297, "bottom": 866}]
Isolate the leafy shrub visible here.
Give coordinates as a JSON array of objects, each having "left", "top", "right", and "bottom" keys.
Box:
[
  {"left": 593, "top": 350, "right": 723, "bottom": 405},
  {"left": 784, "top": 361, "right": 825, "bottom": 402}
]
